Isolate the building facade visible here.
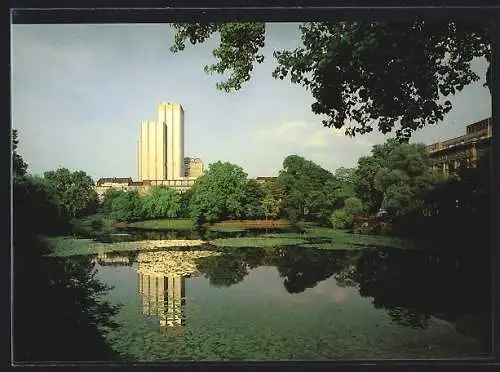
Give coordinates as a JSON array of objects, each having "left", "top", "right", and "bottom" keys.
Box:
[
  {"left": 158, "top": 102, "right": 185, "bottom": 180},
  {"left": 95, "top": 177, "right": 134, "bottom": 199},
  {"left": 138, "top": 103, "right": 185, "bottom": 182},
  {"left": 138, "top": 120, "right": 167, "bottom": 181},
  {"left": 95, "top": 178, "right": 195, "bottom": 199},
  {"left": 141, "top": 178, "right": 196, "bottom": 193},
  {"left": 426, "top": 118, "right": 492, "bottom": 176},
  {"left": 254, "top": 176, "right": 277, "bottom": 184},
  {"left": 184, "top": 157, "right": 204, "bottom": 179}
]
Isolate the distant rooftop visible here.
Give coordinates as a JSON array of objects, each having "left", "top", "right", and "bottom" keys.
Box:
[
  {"left": 96, "top": 177, "right": 132, "bottom": 186},
  {"left": 254, "top": 176, "right": 277, "bottom": 182},
  {"left": 426, "top": 117, "right": 492, "bottom": 153}
]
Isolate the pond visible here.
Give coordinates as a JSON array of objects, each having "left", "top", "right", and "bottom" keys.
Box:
[{"left": 76, "top": 230, "right": 492, "bottom": 361}]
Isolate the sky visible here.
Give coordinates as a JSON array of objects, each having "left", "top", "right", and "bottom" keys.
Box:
[{"left": 11, "top": 23, "right": 492, "bottom": 180}]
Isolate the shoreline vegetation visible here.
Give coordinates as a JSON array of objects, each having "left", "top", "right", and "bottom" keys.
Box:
[
  {"left": 114, "top": 218, "right": 293, "bottom": 230},
  {"left": 46, "top": 216, "right": 419, "bottom": 257}
]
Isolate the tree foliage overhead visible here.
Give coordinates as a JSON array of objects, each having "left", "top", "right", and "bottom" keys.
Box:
[
  {"left": 170, "top": 21, "right": 490, "bottom": 140},
  {"left": 170, "top": 22, "right": 266, "bottom": 92}
]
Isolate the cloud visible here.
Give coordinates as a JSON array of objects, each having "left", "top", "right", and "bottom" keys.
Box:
[
  {"left": 312, "top": 283, "right": 349, "bottom": 304},
  {"left": 250, "top": 120, "right": 379, "bottom": 173},
  {"left": 255, "top": 121, "right": 307, "bottom": 143},
  {"left": 255, "top": 121, "right": 332, "bottom": 149},
  {"left": 305, "top": 131, "right": 328, "bottom": 148},
  {"left": 256, "top": 120, "right": 374, "bottom": 149}
]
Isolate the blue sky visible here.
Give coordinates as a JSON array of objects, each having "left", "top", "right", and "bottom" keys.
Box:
[{"left": 11, "top": 23, "right": 492, "bottom": 180}]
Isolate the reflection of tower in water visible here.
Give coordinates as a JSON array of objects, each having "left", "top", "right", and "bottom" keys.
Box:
[
  {"left": 138, "top": 272, "right": 186, "bottom": 330},
  {"left": 135, "top": 250, "right": 220, "bottom": 332}
]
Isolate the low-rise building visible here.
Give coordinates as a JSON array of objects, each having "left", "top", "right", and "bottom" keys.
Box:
[
  {"left": 142, "top": 179, "right": 196, "bottom": 193},
  {"left": 95, "top": 177, "right": 134, "bottom": 199},
  {"left": 184, "top": 157, "right": 204, "bottom": 179},
  {"left": 426, "top": 118, "right": 492, "bottom": 176},
  {"left": 254, "top": 176, "right": 277, "bottom": 184},
  {"left": 94, "top": 177, "right": 196, "bottom": 199}
]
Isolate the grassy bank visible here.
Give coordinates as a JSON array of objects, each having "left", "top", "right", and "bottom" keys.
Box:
[
  {"left": 208, "top": 219, "right": 292, "bottom": 229},
  {"left": 71, "top": 213, "right": 117, "bottom": 237},
  {"left": 42, "top": 236, "right": 206, "bottom": 257},
  {"left": 65, "top": 216, "right": 417, "bottom": 256},
  {"left": 208, "top": 230, "right": 415, "bottom": 250},
  {"left": 209, "top": 237, "right": 307, "bottom": 248},
  {"left": 298, "top": 227, "right": 417, "bottom": 249},
  {"left": 116, "top": 218, "right": 195, "bottom": 230},
  {"left": 115, "top": 218, "right": 292, "bottom": 231}
]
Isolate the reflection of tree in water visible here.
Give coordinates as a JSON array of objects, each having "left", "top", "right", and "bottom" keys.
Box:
[
  {"left": 196, "top": 244, "right": 489, "bottom": 347},
  {"left": 14, "top": 236, "right": 123, "bottom": 362},
  {"left": 386, "top": 306, "right": 431, "bottom": 329},
  {"left": 337, "top": 247, "right": 491, "bottom": 345},
  {"left": 270, "top": 247, "right": 357, "bottom": 294},
  {"left": 195, "top": 247, "right": 358, "bottom": 292},
  {"left": 196, "top": 253, "right": 249, "bottom": 287}
]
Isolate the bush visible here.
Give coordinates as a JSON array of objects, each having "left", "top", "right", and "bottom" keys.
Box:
[
  {"left": 89, "top": 216, "right": 104, "bottom": 230},
  {"left": 331, "top": 209, "right": 350, "bottom": 229},
  {"left": 111, "top": 191, "right": 143, "bottom": 222},
  {"left": 344, "top": 197, "right": 365, "bottom": 216}
]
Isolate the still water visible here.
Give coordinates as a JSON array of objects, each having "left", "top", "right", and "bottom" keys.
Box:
[{"left": 84, "top": 242, "right": 492, "bottom": 361}]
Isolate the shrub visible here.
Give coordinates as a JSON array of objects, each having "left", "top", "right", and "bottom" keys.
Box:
[
  {"left": 344, "top": 197, "right": 365, "bottom": 216},
  {"left": 331, "top": 209, "right": 350, "bottom": 229}
]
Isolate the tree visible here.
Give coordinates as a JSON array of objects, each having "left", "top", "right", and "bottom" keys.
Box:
[
  {"left": 344, "top": 196, "right": 365, "bottom": 216},
  {"left": 330, "top": 196, "right": 365, "bottom": 229},
  {"left": 372, "top": 141, "right": 441, "bottom": 215},
  {"left": 331, "top": 209, "right": 349, "bottom": 229},
  {"left": 14, "top": 239, "right": 122, "bottom": 361},
  {"left": 101, "top": 189, "right": 124, "bottom": 215},
  {"left": 353, "top": 156, "right": 385, "bottom": 213},
  {"left": 188, "top": 161, "right": 249, "bottom": 224},
  {"left": 334, "top": 167, "right": 356, "bottom": 183},
  {"left": 110, "top": 190, "right": 143, "bottom": 222},
  {"left": 43, "top": 168, "right": 99, "bottom": 218},
  {"left": 243, "top": 179, "right": 265, "bottom": 219},
  {"left": 276, "top": 155, "right": 340, "bottom": 223},
  {"left": 170, "top": 22, "right": 490, "bottom": 141},
  {"left": 260, "top": 179, "right": 282, "bottom": 220},
  {"left": 141, "top": 186, "right": 181, "bottom": 219},
  {"left": 179, "top": 187, "right": 195, "bottom": 218},
  {"left": 353, "top": 139, "right": 440, "bottom": 215},
  {"left": 13, "top": 175, "right": 70, "bottom": 236},
  {"left": 12, "top": 129, "right": 28, "bottom": 177},
  {"left": 170, "top": 22, "right": 265, "bottom": 92}
]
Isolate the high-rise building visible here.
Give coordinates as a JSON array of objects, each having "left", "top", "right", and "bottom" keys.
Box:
[
  {"left": 138, "top": 103, "right": 185, "bottom": 181},
  {"left": 138, "top": 120, "right": 167, "bottom": 181},
  {"left": 158, "top": 103, "right": 184, "bottom": 180}
]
